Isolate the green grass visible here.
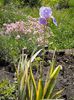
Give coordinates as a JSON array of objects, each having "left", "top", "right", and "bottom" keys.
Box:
[
  {"left": 0, "top": 4, "right": 28, "bottom": 27},
  {"left": 69, "top": 0, "right": 74, "bottom": 6},
  {"left": 48, "top": 8, "right": 74, "bottom": 49}
]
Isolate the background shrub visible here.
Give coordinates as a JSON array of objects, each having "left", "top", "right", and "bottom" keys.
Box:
[
  {"left": 57, "top": 0, "right": 70, "bottom": 9},
  {"left": 42, "top": 0, "right": 59, "bottom": 7},
  {"left": 17, "top": 0, "right": 41, "bottom": 7},
  {"left": 0, "top": 4, "right": 27, "bottom": 27},
  {"left": 4, "top": 0, "right": 11, "bottom": 5}
]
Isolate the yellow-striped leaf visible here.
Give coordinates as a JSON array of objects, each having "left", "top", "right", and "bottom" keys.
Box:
[
  {"left": 30, "top": 67, "right": 36, "bottom": 99},
  {"left": 50, "top": 65, "right": 62, "bottom": 79},
  {"left": 36, "top": 79, "right": 43, "bottom": 100},
  {"left": 51, "top": 88, "right": 64, "bottom": 99},
  {"left": 43, "top": 79, "right": 56, "bottom": 98}
]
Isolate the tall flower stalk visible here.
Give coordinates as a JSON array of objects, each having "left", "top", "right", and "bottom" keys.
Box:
[
  {"left": 39, "top": 6, "right": 57, "bottom": 50},
  {"left": 39, "top": 6, "right": 57, "bottom": 71}
]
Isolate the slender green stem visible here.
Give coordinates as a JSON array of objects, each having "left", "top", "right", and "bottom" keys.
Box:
[
  {"left": 43, "top": 25, "right": 47, "bottom": 61},
  {"left": 39, "top": 25, "right": 47, "bottom": 79}
]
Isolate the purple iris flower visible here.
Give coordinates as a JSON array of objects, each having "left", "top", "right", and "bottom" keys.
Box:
[
  {"left": 39, "top": 6, "right": 57, "bottom": 26},
  {"left": 39, "top": 17, "right": 47, "bottom": 25},
  {"left": 39, "top": 6, "right": 52, "bottom": 19}
]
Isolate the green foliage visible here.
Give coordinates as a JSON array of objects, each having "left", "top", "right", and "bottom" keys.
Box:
[
  {"left": 0, "top": 80, "right": 16, "bottom": 100},
  {"left": 58, "top": 0, "right": 70, "bottom": 8},
  {"left": 42, "top": 0, "right": 59, "bottom": 7},
  {"left": 0, "top": 0, "right": 4, "bottom": 6},
  {"left": 41, "top": 0, "right": 74, "bottom": 8},
  {"left": 69, "top": 0, "right": 74, "bottom": 7},
  {"left": 15, "top": 50, "right": 63, "bottom": 100},
  {"left": 48, "top": 8, "right": 74, "bottom": 49},
  {"left": 0, "top": 0, "right": 12, "bottom": 6},
  {"left": 4, "top": 0, "right": 11, "bottom": 5},
  {"left": 17, "top": 0, "right": 41, "bottom": 7},
  {"left": 0, "top": 35, "right": 37, "bottom": 65},
  {"left": 0, "top": 4, "right": 27, "bottom": 27},
  {"left": 16, "top": 49, "right": 42, "bottom": 100}
]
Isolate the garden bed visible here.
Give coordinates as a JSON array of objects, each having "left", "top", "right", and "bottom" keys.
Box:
[
  {"left": 0, "top": 0, "right": 74, "bottom": 100},
  {"left": 0, "top": 49, "right": 74, "bottom": 100}
]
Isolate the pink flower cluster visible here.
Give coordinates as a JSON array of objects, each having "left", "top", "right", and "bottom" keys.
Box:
[
  {"left": 3, "top": 17, "right": 44, "bottom": 35},
  {"left": 3, "top": 16, "right": 52, "bottom": 45},
  {"left": 3, "top": 21, "right": 25, "bottom": 33}
]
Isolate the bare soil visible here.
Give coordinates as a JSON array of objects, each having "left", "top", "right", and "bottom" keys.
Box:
[{"left": 44, "top": 51, "right": 74, "bottom": 100}]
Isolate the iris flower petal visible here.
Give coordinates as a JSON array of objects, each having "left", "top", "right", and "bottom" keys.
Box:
[
  {"left": 39, "top": 6, "right": 52, "bottom": 19},
  {"left": 39, "top": 17, "right": 47, "bottom": 25},
  {"left": 51, "top": 16, "right": 57, "bottom": 26}
]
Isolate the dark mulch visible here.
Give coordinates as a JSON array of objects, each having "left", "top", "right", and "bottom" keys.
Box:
[{"left": 43, "top": 51, "right": 74, "bottom": 100}]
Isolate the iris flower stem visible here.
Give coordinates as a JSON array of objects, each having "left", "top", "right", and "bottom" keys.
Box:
[
  {"left": 43, "top": 25, "right": 47, "bottom": 59},
  {"left": 40, "top": 25, "right": 46, "bottom": 77},
  {"left": 39, "top": 25, "right": 47, "bottom": 79}
]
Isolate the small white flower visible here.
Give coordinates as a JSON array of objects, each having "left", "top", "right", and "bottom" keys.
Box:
[{"left": 15, "top": 35, "right": 20, "bottom": 40}]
